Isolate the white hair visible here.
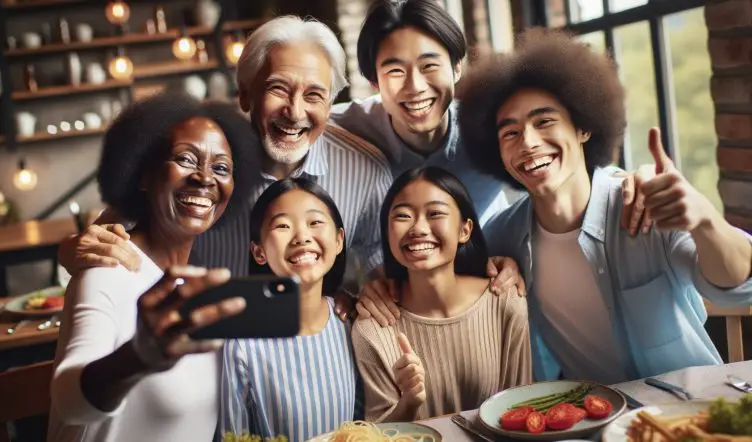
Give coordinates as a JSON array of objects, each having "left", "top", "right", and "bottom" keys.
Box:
[{"left": 236, "top": 16, "right": 349, "bottom": 103}]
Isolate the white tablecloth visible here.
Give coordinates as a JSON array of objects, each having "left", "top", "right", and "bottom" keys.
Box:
[{"left": 419, "top": 360, "right": 752, "bottom": 441}]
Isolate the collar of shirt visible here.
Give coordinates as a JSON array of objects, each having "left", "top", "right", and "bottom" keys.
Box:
[
  {"left": 382, "top": 99, "right": 460, "bottom": 164},
  {"left": 510, "top": 167, "right": 612, "bottom": 247},
  {"left": 258, "top": 129, "right": 329, "bottom": 182}
]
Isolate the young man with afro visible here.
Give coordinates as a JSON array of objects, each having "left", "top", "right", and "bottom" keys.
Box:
[{"left": 459, "top": 28, "right": 752, "bottom": 383}]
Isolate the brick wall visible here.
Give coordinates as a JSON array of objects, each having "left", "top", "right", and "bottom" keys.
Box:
[{"left": 706, "top": 0, "right": 752, "bottom": 232}]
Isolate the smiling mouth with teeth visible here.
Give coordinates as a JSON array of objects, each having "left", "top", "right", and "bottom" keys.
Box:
[
  {"left": 287, "top": 251, "right": 320, "bottom": 266},
  {"left": 272, "top": 123, "right": 309, "bottom": 139},
  {"left": 520, "top": 154, "right": 556, "bottom": 173},
  {"left": 401, "top": 98, "right": 436, "bottom": 115},
  {"left": 177, "top": 195, "right": 214, "bottom": 208},
  {"left": 404, "top": 242, "right": 438, "bottom": 253}
]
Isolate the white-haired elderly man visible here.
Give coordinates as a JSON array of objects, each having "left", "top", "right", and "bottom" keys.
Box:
[{"left": 57, "top": 16, "right": 391, "bottom": 291}]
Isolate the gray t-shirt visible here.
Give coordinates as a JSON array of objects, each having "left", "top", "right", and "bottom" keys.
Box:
[{"left": 330, "top": 95, "right": 520, "bottom": 224}]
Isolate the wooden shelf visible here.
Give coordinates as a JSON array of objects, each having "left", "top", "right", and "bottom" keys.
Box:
[
  {"left": 12, "top": 79, "right": 131, "bottom": 101},
  {"left": 17, "top": 127, "right": 106, "bottom": 144},
  {"left": 133, "top": 59, "right": 219, "bottom": 79},
  {"left": 222, "top": 19, "right": 266, "bottom": 32},
  {"left": 2, "top": 0, "right": 86, "bottom": 9},
  {"left": 5, "top": 26, "right": 214, "bottom": 57}
]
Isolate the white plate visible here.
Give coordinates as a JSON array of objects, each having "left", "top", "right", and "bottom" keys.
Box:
[
  {"left": 601, "top": 400, "right": 712, "bottom": 442},
  {"left": 307, "top": 422, "right": 442, "bottom": 441},
  {"left": 478, "top": 380, "right": 627, "bottom": 441},
  {"left": 4, "top": 286, "right": 65, "bottom": 317}
]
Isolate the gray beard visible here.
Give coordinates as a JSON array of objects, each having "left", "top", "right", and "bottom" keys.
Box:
[{"left": 263, "top": 134, "right": 310, "bottom": 165}]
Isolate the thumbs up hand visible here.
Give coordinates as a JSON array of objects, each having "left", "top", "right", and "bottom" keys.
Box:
[
  {"left": 392, "top": 332, "right": 426, "bottom": 408},
  {"left": 640, "top": 127, "right": 712, "bottom": 232}
]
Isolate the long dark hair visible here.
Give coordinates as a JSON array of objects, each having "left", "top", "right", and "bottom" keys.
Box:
[
  {"left": 380, "top": 166, "right": 488, "bottom": 283},
  {"left": 249, "top": 178, "right": 347, "bottom": 295}
]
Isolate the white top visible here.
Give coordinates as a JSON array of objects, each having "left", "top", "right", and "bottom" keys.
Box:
[
  {"left": 48, "top": 242, "right": 220, "bottom": 442},
  {"left": 533, "top": 223, "right": 627, "bottom": 384}
]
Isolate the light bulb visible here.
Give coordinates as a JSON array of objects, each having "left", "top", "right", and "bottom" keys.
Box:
[
  {"left": 225, "top": 41, "right": 244, "bottom": 65},
  {"left": 105, "top": 1, "right": 130, "bottom": 25},
  {"left": 13, "top": 163, "right": 38, "bottom": 191},
  {"left": 109, "top": 55, "right": 133, "bottom": 79},
  {"left": 172, "top": 36, "right": 197, "bottom": 60}
]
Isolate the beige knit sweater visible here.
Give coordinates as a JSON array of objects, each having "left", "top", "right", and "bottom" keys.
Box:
[{"left": 351, "top": 287, "right": 533, "bottom": 422}]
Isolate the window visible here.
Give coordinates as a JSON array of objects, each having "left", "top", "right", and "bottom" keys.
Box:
[
  {"left": 538, "top": 0, "right": 720, "bottom": 209},
  {"left": 488, "top": 0, "right": 515, "bottom": 52}
]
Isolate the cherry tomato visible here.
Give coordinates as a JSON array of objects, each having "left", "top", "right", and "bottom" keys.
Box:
[
  {"left": 584, "top": 395, "right": 613, "bottom": 419},
  {"left": 525, "top": 411, "right": 546, "bottom": 434},
  {"left": 571, "top": 406, "right": 588, "bottom": 422},
  {"left": 545, "top": 403, "right": 576, "bottom": 431},
  {"left": 500, "top": 406, "right": 533, "bottom": 431},
  {"left": 42, "top": 296, "right": 64, "bottom": 309}
]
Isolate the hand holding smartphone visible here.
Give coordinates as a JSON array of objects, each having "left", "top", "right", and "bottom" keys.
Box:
[{"left": 178, "top": 275, "right": 300, "bottom": 340}]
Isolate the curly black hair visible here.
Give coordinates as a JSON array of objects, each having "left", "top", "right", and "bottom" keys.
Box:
[
  {"left": 97, "top": 92, "right": 259, "bottom": 225},
  {"left": 458, "top": 27, "right": 626, "bottom": 189}
]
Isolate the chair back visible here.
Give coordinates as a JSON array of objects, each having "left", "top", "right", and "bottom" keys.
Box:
[{"left": 0, "top": 361, "right": 54, "bottom": 442}]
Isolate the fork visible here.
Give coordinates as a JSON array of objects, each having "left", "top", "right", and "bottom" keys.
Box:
[{"left": 451, "top": 414, "right": 495, "bottom": 442}]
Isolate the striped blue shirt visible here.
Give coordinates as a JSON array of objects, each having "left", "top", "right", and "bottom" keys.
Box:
[
  {"left": 220, "top": 299, "right": 363, "bottom": 442},
  {"left": 191, "top": 124, "right": 393, "bottom": 281}
]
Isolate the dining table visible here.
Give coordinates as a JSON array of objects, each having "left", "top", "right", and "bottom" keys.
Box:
[
  {"left": 0, "top": 296, "right": 60, "bottom": 352},
  {"left": 419, "top": 360, "right": 752, "bottom": 441}
]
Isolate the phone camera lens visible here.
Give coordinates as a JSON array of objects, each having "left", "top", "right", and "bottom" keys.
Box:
[{"left": 276, "top": 284, "right": 285, "bottom": 292}]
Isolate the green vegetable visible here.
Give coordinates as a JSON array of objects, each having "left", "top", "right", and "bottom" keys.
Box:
[
  {"left": 511, "top": 383, "right": 594, "bottom": 413},
  {"left": 707, "top": 393, "right": 752, "bottom": 436}
]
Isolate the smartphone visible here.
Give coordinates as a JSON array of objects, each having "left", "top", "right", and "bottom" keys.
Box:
[{"left": 178, "top": 275, "right": 300, "bottom": 340}]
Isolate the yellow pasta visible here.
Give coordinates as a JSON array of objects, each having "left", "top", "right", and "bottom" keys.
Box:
[{"left": 329, "top": 421, "right": 436, "bottom": 442}]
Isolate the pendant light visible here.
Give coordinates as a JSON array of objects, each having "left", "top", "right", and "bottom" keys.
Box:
[
  {"left": 109, "top": 46, "right": 133, "bottom": 80},
  {"left": 105, "top": 1, "right": 131, "bottom": 25},
  {"left": 172, "top": 26, "right": 198, "bottom": 60},
  {"left": 13, "top": 158, "right": 38, "bottom": 191}
]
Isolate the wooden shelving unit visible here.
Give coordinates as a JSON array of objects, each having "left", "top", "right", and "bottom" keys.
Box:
[
  {"left": 1, "top": 0, "right": 86, "bottom": 10},
  {"left": 0, "top": 2, "right": 261, "bottom": 150},
  {"left": 11, "top": 79, "right": 132, "bottom": 100},
  {"left": 16, "top": 127, "right": 106, "bottom": 144},
  {"left": 5, "top": 26, "right": 214, "bottom": 57},
  {"left": 134, "top": 59, "right": 219, "bottom": 79}
]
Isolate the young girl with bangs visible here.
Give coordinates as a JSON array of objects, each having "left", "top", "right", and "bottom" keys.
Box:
[
  {"left": 219, "top": 178, "right": 362, "bottom": 442},
  {"left": 351, "top": 166, "right": 532, "bottom": 423}
]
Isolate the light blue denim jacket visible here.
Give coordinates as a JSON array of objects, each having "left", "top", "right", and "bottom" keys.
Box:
[{"left": 483, "top": 167, "right": 752, "bottom": 382}]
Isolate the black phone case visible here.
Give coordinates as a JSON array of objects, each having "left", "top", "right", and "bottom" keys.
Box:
[{"left": 178, "top": 276, "right": 300, "bottom": 340}]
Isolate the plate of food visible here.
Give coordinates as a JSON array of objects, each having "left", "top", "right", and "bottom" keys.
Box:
[
  {"left": 4, "top": 286, "right": 66, "bottom": 316},
  {"left": 306, "top": 421, "right": 442, "bottom": 441},
  {"left": 478, "top": 380, "right": 627, "bottom": 440},
  {"left": 602, "top": 394, "right": 752, "bottom": 441}
]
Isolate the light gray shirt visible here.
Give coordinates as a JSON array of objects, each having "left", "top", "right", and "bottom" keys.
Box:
[{"left": 330, "top": 95, "right": 519, "bottom": 224}]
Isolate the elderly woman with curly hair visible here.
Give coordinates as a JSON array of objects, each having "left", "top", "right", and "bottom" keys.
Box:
[
  {"left": 48, "top": 93, "right": 256, "bottom": 442},
  {"left": 459, "top": 28, "right": 752, "bottom": 384}
]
